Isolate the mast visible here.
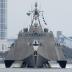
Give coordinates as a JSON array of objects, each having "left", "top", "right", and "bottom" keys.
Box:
[{"left": 27, "top": 2, "right": 47, "bottom": 29}]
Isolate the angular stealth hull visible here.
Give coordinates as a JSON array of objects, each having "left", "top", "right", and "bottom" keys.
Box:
[{"left": 4, "top": 2, "right": 67, "bottom": 68}]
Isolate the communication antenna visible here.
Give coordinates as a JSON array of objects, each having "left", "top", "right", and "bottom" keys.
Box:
[{"left": 27, "top": 2, "right": 47, "bottom": 26}]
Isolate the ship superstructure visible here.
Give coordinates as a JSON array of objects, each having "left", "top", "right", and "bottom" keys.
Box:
[{"left": 4, "top": 2, "right": 67, "bottom": 68}]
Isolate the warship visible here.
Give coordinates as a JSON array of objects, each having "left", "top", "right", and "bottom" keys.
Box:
[{"left": 4, "top": 2, "right": 67, "bottom": 68}]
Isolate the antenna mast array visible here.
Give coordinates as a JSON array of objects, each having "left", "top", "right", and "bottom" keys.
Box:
[{"left": 27, "top": 2, "right": 47, "bottom": 26}]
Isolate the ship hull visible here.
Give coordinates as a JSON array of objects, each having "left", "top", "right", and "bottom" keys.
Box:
[
  {"left": 4, "top": 54, "right": 50, "bottom": 68},
  {"left": 21, "top": 54, "right": 49, "bottom": 68}
]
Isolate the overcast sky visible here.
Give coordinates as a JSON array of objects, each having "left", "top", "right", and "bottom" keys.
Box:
[{"left": 7, "top": 0, "right": 72, "bottom": 39}]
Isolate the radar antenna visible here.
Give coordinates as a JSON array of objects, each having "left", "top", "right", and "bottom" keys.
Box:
[{"left": 27, "top": 2, "right": 47, "bottom": 26}]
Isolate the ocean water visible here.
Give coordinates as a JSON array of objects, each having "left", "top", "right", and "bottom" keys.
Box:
[
  {"left": 0, "top": 68, "right": 72, "bottom": 72},
  {"left": 0, "top": 64, "right": 72, "bottom": 72}
]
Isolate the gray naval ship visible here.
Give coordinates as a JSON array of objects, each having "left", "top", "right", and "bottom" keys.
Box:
[{"left": 4, "top": 2, "right": 67, "bottom": 68}]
